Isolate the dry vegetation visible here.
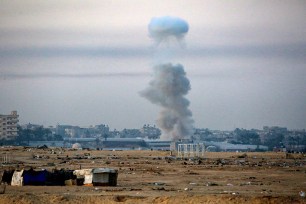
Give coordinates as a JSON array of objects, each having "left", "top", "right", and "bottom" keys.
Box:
[{"left": 0, "top": 146, "right": 305, "bottom": 204}]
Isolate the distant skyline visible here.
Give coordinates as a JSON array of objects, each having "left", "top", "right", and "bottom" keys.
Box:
[{"left": 1, "top": 1, "right": 306, "bottom": 131}]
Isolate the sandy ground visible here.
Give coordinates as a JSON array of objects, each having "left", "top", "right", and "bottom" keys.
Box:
[{"left": 0, "top": 147, "right": 305, "bottom": 203}]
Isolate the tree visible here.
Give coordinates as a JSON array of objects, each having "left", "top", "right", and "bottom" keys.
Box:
[
  {"left": 234, "top": 128, "right": 261, "bottom": 145},
  {"left": 53, "top": 134, "right": 63, "bottom": 141},
  {"left": 103, "top": 133, "right": 108, "bottom": 141},
  {"left": 17, "top": 126, "right": 63, "bottom": 143},
  {"left": 17, "top": 126, "right": 33, "bottom": 144},
  {"left": 263, "top": 133, "right": 284, "bottom": 150}
]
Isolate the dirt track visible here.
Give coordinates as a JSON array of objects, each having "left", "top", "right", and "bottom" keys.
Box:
[{"left": 0, "top": 147, "right": 305, "bottom": 203}]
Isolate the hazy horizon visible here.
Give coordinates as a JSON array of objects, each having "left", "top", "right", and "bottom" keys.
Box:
[{"left": 1, "top": 1, "right": 306, "bottom": 131}]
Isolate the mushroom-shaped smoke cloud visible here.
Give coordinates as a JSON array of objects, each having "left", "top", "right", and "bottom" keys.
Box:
[
  {"left": 142, "top": 16, "right": 194, "bottom": 141},
  {"left": 148, "top": 16, "right": 189, "bottom": 44}
]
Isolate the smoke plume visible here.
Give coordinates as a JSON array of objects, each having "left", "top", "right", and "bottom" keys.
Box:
[
  {"left": 141, "top": 16, "right": 194, "bottom": 141},
  {"left": 140, "top": 63, "right": 193, "bottom": 140}
]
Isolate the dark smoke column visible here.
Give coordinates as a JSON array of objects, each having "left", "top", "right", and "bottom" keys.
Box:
[{"left": 140, "top": 16, "right": 194, "bottom": 141}]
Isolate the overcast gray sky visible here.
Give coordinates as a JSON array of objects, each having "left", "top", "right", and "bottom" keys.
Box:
[{"left": 1, "top": 0, "right": 305, "bottom": 130}]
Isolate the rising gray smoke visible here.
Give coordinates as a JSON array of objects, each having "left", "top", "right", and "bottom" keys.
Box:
[
  {"left": 140, "top": 63, "right": 193, "bottom": 140},
  {"left": 141, "top": 16, "right": 194, "bottom": 141}
]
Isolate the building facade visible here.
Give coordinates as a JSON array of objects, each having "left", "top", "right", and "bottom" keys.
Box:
[{"left": 0, "top": 111, "right": 19, "bottom": 140}]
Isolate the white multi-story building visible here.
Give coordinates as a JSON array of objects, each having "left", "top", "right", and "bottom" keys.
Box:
[{"left": 0, "top": 111, "right": 19, "bottom": 140}]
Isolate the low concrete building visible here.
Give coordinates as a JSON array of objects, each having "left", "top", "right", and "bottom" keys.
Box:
[{"left": 206, "top": 141, "right": 268, "bottom": 152}]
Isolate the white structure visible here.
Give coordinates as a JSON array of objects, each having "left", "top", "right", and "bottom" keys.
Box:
[
  {"left": 2, "top": 153, "right": 11, "bottom": 164},
  {"left": 11, "top": 169, "right": 24, "bottom": 186},
  {"left": 72, "top": 143, "right": 82, "bottom": 149},
  {"left": 0, "top": 111, "right": 19, "bottom": 140},
  {"left": 177, "top": 143, "right": 205, "bottom": 158},
  {"left": 73, "top": 169, "right": 93, "bottom": 185}
]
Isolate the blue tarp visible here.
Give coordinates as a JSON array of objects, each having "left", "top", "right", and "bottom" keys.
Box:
[{"left": 23, "top": 169, "right": 48, "bottom": 186}]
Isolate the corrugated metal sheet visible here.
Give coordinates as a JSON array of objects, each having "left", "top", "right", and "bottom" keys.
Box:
[{"left": 92, "top": 168, "right": 118, "bottom": 186}]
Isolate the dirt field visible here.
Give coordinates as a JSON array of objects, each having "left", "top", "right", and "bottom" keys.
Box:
[{"left": 0, "top": 146, "right": 305, "bottom": 203}]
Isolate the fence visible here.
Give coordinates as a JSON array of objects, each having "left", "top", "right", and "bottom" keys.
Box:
[
  {"left": 1, "top": 153, "right": 11, "bottom": 164},
  {"left": 177, "top": 143, "right": 205, "bottom": 158}
]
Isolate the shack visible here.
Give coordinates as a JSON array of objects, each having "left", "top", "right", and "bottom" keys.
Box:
[{"left": 92, "top": 168, "right": 118, "bottom": 186}]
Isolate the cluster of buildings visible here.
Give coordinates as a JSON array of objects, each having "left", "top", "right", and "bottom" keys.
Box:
[
  {"left": 53, "top": 124, "right": 161, "bottom": 140},
  {"left": 193, "top": 126, "right": 306, "bottom": 152},
  {"left": 0, "top": 115, "right": 161, "bottom": 141},
  {"left": 55, "top": 124, "right": 110, "bottom": 138},
  {"left": 0, "top": 110, "right": 305, "bottom": 152},
  {"left": 53, "top": 124, "right": 158, "bottom": 140}
]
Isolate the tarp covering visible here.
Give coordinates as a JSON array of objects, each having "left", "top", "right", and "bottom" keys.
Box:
[
  {"left": 1, "top": 170, "right": 14, "bottom": 184},
  {"left": 73, "top": 169, "right": 92, "bottom": 185},
  {"left": 2, "top": 168, "right": 117, "bottom": 186},
  {"left": 46, "top": 169, "right": 75, "bottom": 186},
  {"left": 11, "top": 170, "right": 24, "bottom": 186},
  {"left": 23, "top": 169, "right": 48, "bottom": 186},
  {"left": 0, "top": 172, "right": 3, "bottom": 183},
  {"left": 73, "top": 169, "right": 92, "bottom": 178},
  {"left": 84, "top": 174, "right": 93, "bottom": 184}
]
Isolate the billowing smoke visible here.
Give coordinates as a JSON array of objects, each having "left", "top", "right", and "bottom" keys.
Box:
[
  {"left": 140, "top": 63, "right": 193, "bottom": 140},
  {"left": 148, "top": 16, "right": 189, "bottom": 45},
  {"left": 141, "top": 16, "right": 194, "bottom": 141}
]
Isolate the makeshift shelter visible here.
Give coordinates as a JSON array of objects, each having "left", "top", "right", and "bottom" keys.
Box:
[
  {"left": 0, "top": 172, "right": 3, "bottom": 183},
  {"left": 1, "top": 170, "right": 14, "bottom": 184},
  {"left": 92, "top": 168, "right": 118, "bottom": 186},
  {"left": 11, "top": 169, "right": 24, "bottom": 186},
  {"left": 0, "top": 183, "right": 5, "bottom": 194},
  {"left": 45, "top": 169, "right": 76, "bottom": 186},
  {"left": 23, "top": 169, "right": 48, "bottom": 186},
  {"left": 46, "top": 169, "right": 64, "bottom": 186},
  {"left": 73, "top": 169, "right": 92, "bottom": 186}
]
